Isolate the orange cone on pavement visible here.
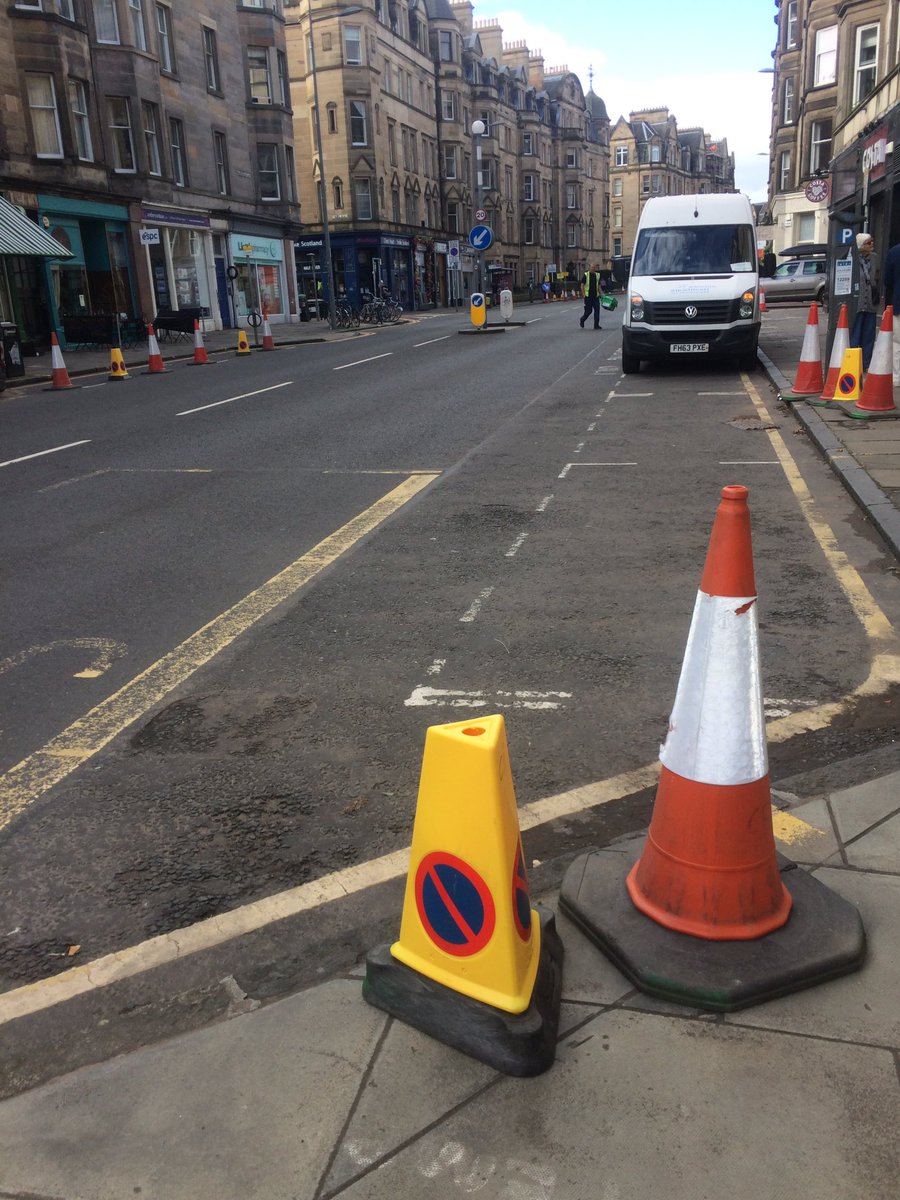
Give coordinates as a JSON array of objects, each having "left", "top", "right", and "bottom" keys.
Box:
[
  {"left": 817, "top": 304, "right": 850, "bottom": 402},
  {"left": 759, "top": 287, "right": 766, "bottom": 314},
  {"left": 146, "top": 324, "right": 166, "bottom": 373},
  {"left": 790, "top": 303, "right": 824, "bottom": 395},
  {"left": 560, "top": 484, "right": 866, "bottom": 1010},
  {"left": 191, "top": 319, "right": 209, "bottom": 365},
  {"left": 108, "top": 346, "right": 129, "bottom": 381},
  {"left": 261, "top": 308, "right": 275, "bottom": 350},
  {"left": 849, "top": 307, "right": 898, "bottom": 418},
  {"left": 49, "top": 332, "right": 73, "bottom": 390},
  {"left": 236, "top": 328, "right": 251, "bottom": 355}
]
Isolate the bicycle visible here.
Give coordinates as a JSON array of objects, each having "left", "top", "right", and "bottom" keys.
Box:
[{"left": 334, "top": 298, "right": 360, "bottom": 329}]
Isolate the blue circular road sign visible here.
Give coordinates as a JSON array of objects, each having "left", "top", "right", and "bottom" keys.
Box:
[{"left": 469, "top": 225, "right": 493, "bottom": 251}]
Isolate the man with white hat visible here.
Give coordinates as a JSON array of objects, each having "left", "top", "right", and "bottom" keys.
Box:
[{"left": 850, "top": 232, "right": 878, "bottom": 370}]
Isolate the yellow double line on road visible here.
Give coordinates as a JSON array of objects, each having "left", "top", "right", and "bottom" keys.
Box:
[{"left": 0, "top": 473, "right": 438, "bottom": 831}]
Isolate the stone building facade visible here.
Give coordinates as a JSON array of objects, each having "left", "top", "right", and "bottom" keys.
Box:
[
  {"left": 608, "top": 107, "right": 736, "bottom": 276},
  {"left": 285, "top": 0, "right": 610, "bottom": 307},
  {"left": 0, "top": 0, "right": 301, "bottom": 348}
]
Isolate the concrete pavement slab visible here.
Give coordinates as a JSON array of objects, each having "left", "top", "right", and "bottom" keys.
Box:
[
  {"left": 726, "top": 868, "right": 900, "bottom": 1048},
  {"left": 829, "top": 770, "right": 900, "bottom": 843},
  {"left": 772, "top": 796, "right": 840, "bottom": 864},
  {"left": 841, "top": 813, "right": 900, "bottom": 871},
  {"left": 0, "top": 980, "right": 386, "bottom": 1200},
  {"left": 335, "top": 1009, "right": 900, "bottom": 1200}
]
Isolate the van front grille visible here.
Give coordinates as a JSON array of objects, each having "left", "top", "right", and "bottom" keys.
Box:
[{"left": 644, "top": 299, "right": 737, "bottom": 323}]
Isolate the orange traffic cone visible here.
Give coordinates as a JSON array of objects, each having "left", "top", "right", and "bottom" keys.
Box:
[
  {"left": 759, "top": 286, "right": 766, "bottom": 314},
  {"left": 790, "top": 303, "right": 824, "bottom": 395},
  {"left": 146, "top": 325, "right": 166, "bottom": 373},
  {"left": 817, "top": 303, "right": 850, "bottom": 403},
  {"left": 236, "top": 328, "right": 251, "bottom": 356},
  {"left": 849, "top": 307, "right": 898, "bottom": 418},
  {"left": 49, "top": 332, "right": 73, "bottom": 390},
  {"left": 260, "top": 308, "right": 275, "bottom": 350},
  {"left": 108, "top": 346, "right": 129, "bottom": 381},
  {"left": 191, "top": 319, "right": 208, "bottom": 365},
  {"left": 560, "top": 484, "right": 866, "bottom": 1011}
]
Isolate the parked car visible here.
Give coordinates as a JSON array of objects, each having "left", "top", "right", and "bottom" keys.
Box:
[{"left": 762, "top": 258, "right": 828, "bottom": 306}]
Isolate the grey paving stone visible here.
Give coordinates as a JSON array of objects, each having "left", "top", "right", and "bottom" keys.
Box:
[
  {"left": 773, "top": 796, "right": 840, "bottom": 864},
  {"left": 0, "top": 980, "right": 386, "bottom": 1200},
  {"left": 726, "top": 868, "right": 900, "bottom": 1048},
  {"left": 551, "top": 897, "right": 633, "bottom": 1006},
  {"left": 843, "top": 813, "right": 900, "bottom": 871},
  {"left": 829, "top": 770, "right": 900, "bottom": 843},
  {"left": 337, "top": 1009, "right": 900, "bottom": 1200}
]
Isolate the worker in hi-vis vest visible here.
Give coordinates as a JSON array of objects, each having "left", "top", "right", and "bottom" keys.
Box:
[{"left": 579, "top": 263, "right": 605, "bottom": 330}]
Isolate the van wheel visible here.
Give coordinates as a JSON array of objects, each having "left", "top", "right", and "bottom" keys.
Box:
[{"left": 622, "top": 350, "right": 640, "bottom": 374}]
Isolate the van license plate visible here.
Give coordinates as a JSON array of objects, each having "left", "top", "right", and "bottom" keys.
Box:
[{"left": 670, "top": 343, "right": 709, "bottom": 353}]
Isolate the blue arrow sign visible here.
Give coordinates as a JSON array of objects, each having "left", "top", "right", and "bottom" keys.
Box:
[{"left": 469, "top": 224, "right": 493, "bottom": 250}]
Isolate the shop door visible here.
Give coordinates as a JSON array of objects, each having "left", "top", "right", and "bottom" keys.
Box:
[{"left": 215, "top": 258, "right": 232, "bottom": 327}]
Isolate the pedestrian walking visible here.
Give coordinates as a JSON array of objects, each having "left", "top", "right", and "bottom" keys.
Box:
[
  {"left": 883, "top": 238, "right": 900, "bottom": 391},
  {"left": 579, "top": 262, "right": 604, "bottom": 330},
  {"left": 850, "top": 233, "right": 879, "bottom": 370}
]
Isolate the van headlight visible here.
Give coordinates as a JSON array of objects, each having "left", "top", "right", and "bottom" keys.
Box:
[
  {"left": 739, "top": 291, "right": 755, "bottom": 319},
  {"left": 630, "top": 293, "right": 644, "bottom": 321}
]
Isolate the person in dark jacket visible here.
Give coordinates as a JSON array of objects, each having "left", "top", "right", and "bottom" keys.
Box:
[
  {"left": 883, "top": 239, "right": 900, "bottom": 389},
  {"left": 850, "top": 233, "right": 878, "bottom": 369},
  {"left": 579, "top": 263, "right": 604, "bottom": 330}
]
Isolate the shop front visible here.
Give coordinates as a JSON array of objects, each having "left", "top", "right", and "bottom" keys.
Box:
[
  {"left": 37, "top": 195, "right": 136, "bottom": 348},
  {"left": 229, "top": 233, "right": 290, "bottom": 323},
  {"left": 140, "top": 206, "right": 215, "bottom": 325}
]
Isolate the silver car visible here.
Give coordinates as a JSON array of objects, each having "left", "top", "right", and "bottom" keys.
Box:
[{"left": 762, "top": 258, "right": 827, "bottom": 306}]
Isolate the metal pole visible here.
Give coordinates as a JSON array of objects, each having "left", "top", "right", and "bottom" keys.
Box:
[{"left": 309, "top": 20, "right": 337, "bottom": 331}]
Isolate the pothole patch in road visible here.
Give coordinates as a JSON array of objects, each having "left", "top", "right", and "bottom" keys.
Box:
[{"left": 728, "top": 414, "right": 780, "bottom": 431}]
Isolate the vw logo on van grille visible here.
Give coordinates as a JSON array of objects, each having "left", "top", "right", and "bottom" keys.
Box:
[{"left": 684, "top": 305, "right": 698, "bottom": 318}]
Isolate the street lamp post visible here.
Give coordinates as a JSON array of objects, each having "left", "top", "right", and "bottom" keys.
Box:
[
  {"left": 471, "top": 118, "right": 485, "bottom": 299},
  {"left": 304, "top": 4, "right": 363, "bottom": 330}
]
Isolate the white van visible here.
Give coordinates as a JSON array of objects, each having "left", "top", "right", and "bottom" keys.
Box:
[{"left": 621, "top": 193, "right": 760, "bottom": 373}]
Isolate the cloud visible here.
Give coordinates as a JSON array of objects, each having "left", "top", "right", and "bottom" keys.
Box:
[{"left": 481, "top": 12, "right": 772, "bottom": 200}]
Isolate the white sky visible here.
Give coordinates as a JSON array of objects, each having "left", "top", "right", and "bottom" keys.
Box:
[{"left": 474, "top": 2, "right": 776, "bottom": 201}]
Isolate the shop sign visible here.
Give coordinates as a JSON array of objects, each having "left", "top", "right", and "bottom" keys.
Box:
[
  {"left": 862, "top": 127, "right": 887, "bottom": 180},
  {"left": 141, "top": 207, "right": 210, "bottom": 228},
  {"left": 434, "top": 242, "right": 448, "bottom": 253},
  {"left": 295, "top": 237, "right": 324, "bottom": 250},
  {"left": 229, "top": 234, "right": 283, "bottom": 261},
  {"left": 382, "top": 236, "right": 410, "bottom": 247},
  {"left": 139, "top": 228, "right": 161, "bottom": 245}
]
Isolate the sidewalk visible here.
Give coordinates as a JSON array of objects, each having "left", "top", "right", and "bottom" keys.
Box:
[
  {"left": 1, "top": 304, "right": 899, "bottom": 1198},
  {"left": 0, "top": 751, "right": 898, "bottom": 1199},
  {"left": 758, "top": 303, "right": 900, "bottom": 561}
]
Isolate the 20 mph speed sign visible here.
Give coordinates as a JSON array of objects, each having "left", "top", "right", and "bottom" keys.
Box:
[{"left": 475, "top": 208, "right": 486, "bottom": 221}]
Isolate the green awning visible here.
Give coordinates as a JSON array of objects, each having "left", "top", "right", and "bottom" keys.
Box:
[{"left": 0, "top": 194, "right": 73, "bottom": 258}]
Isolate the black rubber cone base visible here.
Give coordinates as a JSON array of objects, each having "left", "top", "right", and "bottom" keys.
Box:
[
  {"left": 362, "top": 906, "right": 564, "bottom": 1077},
  {"left": 560, "top": 845, "right": 866, "bottom": 1013}
]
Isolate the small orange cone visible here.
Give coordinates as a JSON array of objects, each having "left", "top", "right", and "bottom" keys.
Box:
[
  {"left": 236, "top": 328, "right": 251, "bottom": 356},
  {"left": 790, "top": 303, "right": 824, "bottom": 395},
  {"left": 49, "top": 332, "right": 73, "bottom": 390},
  {"left": 261, "top": 308, "right": 275, "bottom": 351},
  {"left": 560, "top": 484, "right": 867, "bottom": 1010},
  {"left": 817, "top": 303, "right": 850, "bottom": 402},
  {"left": 849, "top": 307, "right": 898, "bottom": 418},
  {"left": 146, "top": 325, "right": 166, "bottom": 374},
  {"left": 191, "top": 319, "right": 208, "bottom": 365},
  {"left": 759, "top": 286, "right": 766, "bottom": 314},
  {"left": 108, "top": 346, "right": 129, "bottom": 381}
]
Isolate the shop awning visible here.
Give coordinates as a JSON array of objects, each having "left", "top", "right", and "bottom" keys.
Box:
[{"left": 0, "top": 195, "right": 73, "bottom": 258}]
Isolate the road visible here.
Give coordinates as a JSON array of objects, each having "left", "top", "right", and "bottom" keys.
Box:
[{"left": 1, "top": 302, "right": 899, "bottom": 1079}]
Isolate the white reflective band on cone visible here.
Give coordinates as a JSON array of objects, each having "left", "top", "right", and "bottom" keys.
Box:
[{"left": 659, "top": 591, "right": 768, "bottom": 786}]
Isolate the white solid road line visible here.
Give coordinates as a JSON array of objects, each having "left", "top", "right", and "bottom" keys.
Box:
[
  {"left": 414, "top": 336, "right": 451, "bottom": 347},
  {"left": 0, "top": 440, "right": 91, "bottom": 469}
]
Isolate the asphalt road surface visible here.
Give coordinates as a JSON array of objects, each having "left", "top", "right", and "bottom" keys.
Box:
[{"left": 2, "top": 304, "right": 899, "bottom": 1085}]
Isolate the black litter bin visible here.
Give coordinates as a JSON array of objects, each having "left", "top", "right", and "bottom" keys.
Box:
[
  {"left": 0, "top": 322, "right": 25, "bottom": 380},
  {"left": 298, "top": 295, "right": 310, "bottom": 323}
]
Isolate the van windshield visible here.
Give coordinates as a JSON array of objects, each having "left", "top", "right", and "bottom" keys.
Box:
[{"left": 633, "top": 224, "right": 756, "bottom": 275}]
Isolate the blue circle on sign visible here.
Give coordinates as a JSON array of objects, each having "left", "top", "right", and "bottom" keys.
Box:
[
  {"left": 415, "top": 852, "right": 495, "bottom": 957},
  {"left": 469, "top": 225, "right": 493, "bottom": 250},
  {"left": 471, "top": 293, "right": 484, "bottom": 308},
  {"left": 838, "top": 373, "right": 856, "bottom": 395}
]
